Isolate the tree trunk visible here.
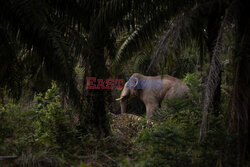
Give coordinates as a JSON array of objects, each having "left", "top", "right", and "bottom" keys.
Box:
[
  {"left": 229, "top": 1, "right": 250, "bottom": 166},
  {"left": 86, "top": 40, "right": 110, "bottom": 137},
  {"left": 230, "top": 53, "right": 250, "bottom": 167},
  {"left": 0, "top": 88, "right": 5, "bottom": 106}
]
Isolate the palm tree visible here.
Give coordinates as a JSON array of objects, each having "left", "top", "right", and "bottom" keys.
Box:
[
  {"left": 110, "top": 0, "right": 249, "bottom": 165},
  {"left": 1, "top": 0, "right": 183, "bottom": 136},
  {"left": 0, "top": 0, "right": 97, "bottom": 134},
  {"left": 1, "top": 3, "right": 249, "bottom": 164},
  {"left": 141, "top": 0, "right": 250, "bottom": 166},
  {"left": 69, "top": 0, "right": 196, "bottom": 136}
]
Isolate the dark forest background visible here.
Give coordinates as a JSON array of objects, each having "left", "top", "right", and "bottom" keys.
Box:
[{"left": 0, "top": 0, "right": 249, "bottom": 166}]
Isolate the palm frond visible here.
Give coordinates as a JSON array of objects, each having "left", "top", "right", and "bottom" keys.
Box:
[
  {"left": 0, "top": 0, "right": 83, "bottom": 111},
  {"left": 111, "top": 8, "right": 171, "bottom": 68},
  {"left": 0, "top": 26, "right": 23, "bottom": 98},
  {"left": 101, "top": 0, "right": 194, "bottom": 69},
  {"left": 148, "top": 2, "right": 210, "bottom": 72},
  {"left": 199, "top": 6, "right": 233, "bottom": 140}
]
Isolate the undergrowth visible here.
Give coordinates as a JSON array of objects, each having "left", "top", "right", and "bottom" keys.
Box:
[
  {"left": 118, "top": 73, "right": 237, "bottom": 167},
  {"left": 0, "top": 73, "right": 238, "bottom": 167}
]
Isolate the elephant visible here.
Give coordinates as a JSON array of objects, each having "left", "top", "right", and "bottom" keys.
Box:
[{"left": 116, "top": 73, "right": 190, "bottom": 118}]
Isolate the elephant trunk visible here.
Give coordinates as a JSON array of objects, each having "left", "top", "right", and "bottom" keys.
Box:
[{"left": 120, "top": 100, "right": 127, "bottom": 114}]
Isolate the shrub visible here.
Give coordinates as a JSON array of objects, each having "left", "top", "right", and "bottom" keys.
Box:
[
  {"left": 120, "top": 72, "right": 237, "bottom": 167},
  {"left": 31, "top": 81, "right": 75, "bottom": 149},
  {"left": 0, "top": 82, "right": 77, "bottom": 166},
  {"left": 133, "top": 96, "right": 201, "bottom": 167}
]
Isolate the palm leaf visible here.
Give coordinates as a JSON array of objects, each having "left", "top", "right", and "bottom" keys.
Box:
[
  {"left": 148, "top": 2, "right": 211, "bottom": 72},
  {"left": 199, "top": 5, "right": 234, "bottom": 140}
]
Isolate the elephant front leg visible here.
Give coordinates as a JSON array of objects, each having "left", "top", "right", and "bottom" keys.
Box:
[{"left": 145, "top": 103, "right": 159, "bottom": 119}]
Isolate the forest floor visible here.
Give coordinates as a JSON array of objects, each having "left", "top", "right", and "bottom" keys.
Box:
[{"left": 82, "top": 113, "right": 152, "bottom": 167}]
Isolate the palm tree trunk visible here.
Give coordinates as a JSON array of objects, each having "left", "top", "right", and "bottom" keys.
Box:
[
  {"left": 0, "top": 88, "right": 4, "bottom": 106},
  {"left": 229, "top": 1, "right": 250, "bottom": 166},
  {"left": 86, "top": 40, "right": 110, "bottom": 137},
  {"left": 230, "top": 55, "right": 250, "bottom": 167}
]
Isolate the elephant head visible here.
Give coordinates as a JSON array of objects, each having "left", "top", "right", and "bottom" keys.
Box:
[{"left": 115, "top": 76, "right": 139, "bottom": 114}]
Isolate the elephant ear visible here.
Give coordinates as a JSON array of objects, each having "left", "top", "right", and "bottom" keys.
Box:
[
  {"left": 134, "top": 77, "right": 139, "bottom": 89},
  {"left": 127, "top": 77, "right": 139, "bottom": 89}
]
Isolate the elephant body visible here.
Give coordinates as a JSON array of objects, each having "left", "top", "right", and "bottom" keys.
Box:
[{"left": 116, "top": 73, "right": 190, "bottom": 118}]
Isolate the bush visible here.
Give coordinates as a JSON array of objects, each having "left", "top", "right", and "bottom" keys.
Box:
[
  {"left": 182, "top": 72, "right": 202, "bottom": 101},
  {"left": 31, "top": 81, "right": 75, "bottom": 148},
  {"left": 0, "top": 82, "right": 78, "bottom": 166},
  {"left": 132, "top": 95, "right": 201, "bottom": 167},
  {"left": 119, "top": 72, "right": 237, "bottom": 167},
  {"left": 0, "top": 102, "right": 30, "bottom": 155}
]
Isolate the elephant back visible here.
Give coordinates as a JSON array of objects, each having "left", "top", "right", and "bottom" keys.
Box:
[{"left": 164, "top": 79, "right": 190, "bottom": 99}]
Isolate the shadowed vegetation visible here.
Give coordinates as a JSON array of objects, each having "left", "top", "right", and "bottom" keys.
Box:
[{"left": 0, "top": 0, "right": 249, "bottom": 166}]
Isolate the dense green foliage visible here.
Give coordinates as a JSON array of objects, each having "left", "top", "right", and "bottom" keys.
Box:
[
  {"left": 0, "top": 0, "right": 250, "bottom": 166},
  {"left": 0, "top": 72, "right": 247, "bottom": 167},
  {"left": 0, "top": 83, "right": 78, "bottom": 166},
  {"left": 120, "top": 73, "right": 237, "bottom": 167}
]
